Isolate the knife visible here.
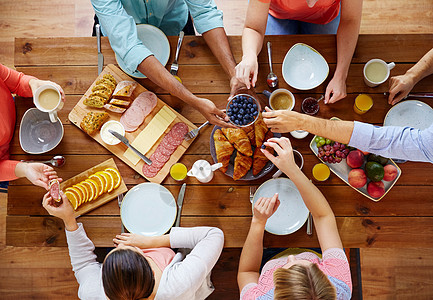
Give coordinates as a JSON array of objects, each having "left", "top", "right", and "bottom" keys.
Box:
[
  {"left": 96, "top": 24, "right": 103, "bottom": 74},
  {"left": 108, "top": 129, "right": 152, "bottom": 165},
  {"left": 174, "top": 183, "right": 186, "bottom": 227}
]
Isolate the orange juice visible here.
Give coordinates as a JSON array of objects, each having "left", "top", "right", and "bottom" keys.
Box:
[
  {"left": 170, "top": 163, "right": 187, "bottom": 181},
  {"left": 312, "top": 163, "right": 330, "bottom": 181},
  {"left": 354, "top": 94, "right": 373, "bottom": 114}
]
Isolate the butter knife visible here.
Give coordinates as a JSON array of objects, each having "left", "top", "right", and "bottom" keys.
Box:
[
  {"left": 174, "top": 183, "right": 186, "bottom": 227},
  {"left": 108, "top": 129, "right": 152, "bottom": 165},
  {"left": 96, "top": 24, "right": 103, "bottom": 74}
]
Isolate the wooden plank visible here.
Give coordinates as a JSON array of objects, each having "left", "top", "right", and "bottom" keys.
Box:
[
  {"left": 6, "top": 216, "right": 433, "bottom": 248},
  {"left": 208, "top": 248, "right": 241, "bottom": 300}
]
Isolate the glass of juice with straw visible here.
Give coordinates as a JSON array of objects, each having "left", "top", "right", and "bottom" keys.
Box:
[
  {"left": 354, "top": 94, "right": 373, "bottom": 114},
  {"left": 170, "top": 163, "right": 188, "bottom": 181},
  {"left": 312, "top": 163, "right": 331, "bottom": 181}
]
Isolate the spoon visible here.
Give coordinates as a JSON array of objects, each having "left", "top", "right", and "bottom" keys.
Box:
[
  {"left": 21, "top": 155, "right": 66, "bottom": 167},
  {"left": 266, "top": 42, "right": 278, "bottom": 88}
]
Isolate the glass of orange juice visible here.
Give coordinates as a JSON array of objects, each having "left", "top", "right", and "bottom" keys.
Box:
[
  {"left": 312, "top": 163, "right": 331, "bottom": 181},
  {"left": 170, "top": 163, "right": 188, "bottom": 181},
  {"left": 354, "top": 94, "right": 373, "bottom": 114}
]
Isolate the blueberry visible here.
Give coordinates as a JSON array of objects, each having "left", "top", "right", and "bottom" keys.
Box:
[
  {"left": 239, "top": 108, "right": 244, "bottom": 114},
  {"left": 261, "top": 144, "right": 266, "bottom": 149},
  {"left": 237, "top": 113, "right": 242, "bottom": 119},
  {"left": 248, "top": 98, "right": 254, "bottom": 104},
  {"left": 247, "top": 103, "right": 252, "bottom": 108},
  {"left": 252, "top": 103, "right": 257, "bottom": 109},
  {"left": 241, "top": 104, "right": 246, "bottom": 109},
  {"left": 253, "top": 110, "right": 258, "bottom": 116},
  {"left": 233, "top": 107, "right": 238, "bottom": 113}
]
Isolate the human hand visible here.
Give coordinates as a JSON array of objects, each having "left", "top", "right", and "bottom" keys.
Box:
[
  {"left": 17, "top": 162, "right": 62, "bottom": 190},
  {"left": 324, "top": 76, "right": 347, "bottom": 104},
  {"left": 197, "top": 97, "right": 236, "bottom": 128},
  {"left": 113, "top": 233, "right": 148, "bottom": 248},
  {"left": 29, "top": 79, "right": 65, "bottom": 102},
  {"left": 42, "top": 191, "right": 76, "bottom": 228},
  {"left": 261, "top": 137, "right": 298, "bottom": 175},
  {"left": 235, "top": 54, "right": 258, "bottom": 89},
  {"left": 388, "top": 74, "right": 415, "bottom": 105},
  {"left": 229, "top": 76, "right": 247, "bottom": 100},
  {"left": 252, "top": 193, "right": 280, "bottom": 225},
  {"left": 262, "top": 107, "right": 305, "bottom": 133}
]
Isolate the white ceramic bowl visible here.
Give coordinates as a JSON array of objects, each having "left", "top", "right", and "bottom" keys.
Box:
[
  {"left": 282, "top": 43, "right": 329, "bottom": 90},
  {"left": 100, "top": 120, "right": 125, "bottom": 145}
]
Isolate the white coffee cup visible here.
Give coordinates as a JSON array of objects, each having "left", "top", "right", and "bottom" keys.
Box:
[
  {"left": 269, "top": 88, "right": 295, "bottom": 111},
  {"left": 363, "top": 59, "right": 395, "bottom": 87},
  {"left": 33, "top": 84, "right": 63, "bottom": 123}
]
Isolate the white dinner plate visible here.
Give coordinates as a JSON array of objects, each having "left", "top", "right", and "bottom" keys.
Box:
[
  {"left": 115, "top": 24, "right": 170, "bottom": 79},
  {"left": 282, "top": 43, "right": 329, "bottom": 90},
  {"left": 384, "top": 100, "right": 433, "bottom": 130},
  {"left": 252, "top": 178, "right": 309, "bottom": 235},
  {"left": 121, "top": 183, "right": 177, "bottom": 236}
]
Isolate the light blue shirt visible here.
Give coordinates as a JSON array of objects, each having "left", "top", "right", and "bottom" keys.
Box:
[
  {"left": 349, "top": 121, "right": 433, "bottom": 163},
  {"left": 91, "top": 0, "right": 224, "bottom": 73}
]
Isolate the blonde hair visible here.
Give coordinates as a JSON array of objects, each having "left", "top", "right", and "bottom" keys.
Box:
[{"left": 273, "top": 264, "right": 336, "bottom": 300}]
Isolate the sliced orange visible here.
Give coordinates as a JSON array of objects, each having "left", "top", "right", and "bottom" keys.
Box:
[
  {"left": 96, "top": 171, "right": 110, "bottom": 193},
  {"left": 66, "top": 186, "right": 83, "bottom": 206},
  {"left": 102, "top": 170, "right": 115, "bottom": 193},
  {"left": 81, "top": 180, "right": 96, "bottom": 202},
  {"left": 74, "top": 183, "right": 88, "bottom": 203},
  {"left": 89, "top": 174, "right": 105, "bottom": 196},
  {"left": 65, "top": 190, "right": 79, "bottom": 210},
  {"left": 77, "top": 182, "right": 91, "bottom": 203},
  {"left": 105, "top": 167, "right": 121, "bottom": 190},
  {"left": 86, "top": 178, "right": 100, "bottom": 201}
]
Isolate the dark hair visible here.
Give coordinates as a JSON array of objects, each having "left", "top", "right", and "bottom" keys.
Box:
[{"left": 102, "top": 248, "right": 155, "bottom": 300}]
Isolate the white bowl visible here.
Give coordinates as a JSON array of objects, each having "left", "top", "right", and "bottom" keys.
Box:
[
  {"left": 100, "top": 120, "right": 125, "bottom": 145},
  {"left": 282, "top": 43, "right": 329, "bottom": 90}
]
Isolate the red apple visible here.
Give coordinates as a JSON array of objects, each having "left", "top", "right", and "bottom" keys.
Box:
[
  {"left": 346, "top": 150, "right": 365, "bottom": 169},
  {"left": 383, "top": 164, "right": 398, "bottom": 181},
  {"left": 348, "top": 169, "right": 367, "bottom": 188},
  {"left": 367, "top": 181, "right": 385, "bottom": 198}
]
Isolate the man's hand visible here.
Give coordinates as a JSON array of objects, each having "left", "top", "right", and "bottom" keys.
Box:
[
  {"left": 261, "top": 137, "right": 298, "bottom": 176},
  {"left": 325, "top": 76, "right": 347, "bottom": 104},
  {"left": 235, "top": 54, "right": 258, "bottom": 89},
  {"left": 262, "top": 107, "right": 305, "bottom": 133},
  {"left": 29, "top": 79, "right": 65, "bottom": 102},
  {"left": 388, "top": 74, "right": 415, "bottom": 105},
  {"left": 16, "top": 162, "right": 62, "bottom": 190},
  {"left": 197, "top": 98, "right": 236, "bottom": 128},
  {"left": 229, "top": 76, "right": 247, "bottom": 100},
  {"left": 42, "top": 191, "right": 77, "bottom": 231},
  {"left": 252, "top": 194, "right": 280, "bottom": 225}
]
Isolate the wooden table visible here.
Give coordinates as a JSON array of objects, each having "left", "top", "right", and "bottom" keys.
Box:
[{"left": 7, "top": 34, "right": 433, "bottom": 248}]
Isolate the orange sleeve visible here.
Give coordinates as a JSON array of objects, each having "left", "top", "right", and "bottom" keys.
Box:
[
  {"left": 0, "top": 159, "right": 19, "bottom": 181},
  {"left": 0, "top": 64, "right": 35, "bottom": 98}
]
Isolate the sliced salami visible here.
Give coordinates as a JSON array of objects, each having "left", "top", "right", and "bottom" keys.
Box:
[
  {"left": 159, "top": 145, "right": 175, "bottom": 156},
  {"left": 171, "top": 122, "right": 189, "bottom": 136},
  {"left": 148, "top": 158, "right": 165, "bottom": 169},
  {"left": 153, "top": 150, "right": 170, "bottom": 164},
  {"left": 142, "top": 164, "right": 160, "bottom": 178},
  {"left": 48, "top": 179, "right": 61, "bottom": 202}
]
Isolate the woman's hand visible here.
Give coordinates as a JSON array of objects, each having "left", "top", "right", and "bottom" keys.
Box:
[
  {"left": 262, "top": 107, "right": 305, "bottom": 133},
  {"left": 16, "top": 162, "right": 61, "bottom": 190},
  {"left": 388, "top": 74, "right": 415, "bottom": 105},
  {"left": 196, "top": 97, "right": 236, "bottom": 128},
  {"left": 324, "top": 76, "right": 347, "bottom": 104},
  {"left": 29, "top": 79, "right": 65, "bottom": 102},
  {"left": 229, "top": 76, "right": 247, "bottom": 100},
  {"left": 261, "top": 137, "right": 298, "bottom": 176},
  {"left": 235, "top": 54, "right": 259, "bottom": 89},
  {"left": 252, "top": 193, "right": 280, "bottom": 225},
  {"left": 113, "top": 233, "right": 171, "bottom": 249},
  {"left": 42, "top": 191, "right": 77, "bottom": 231}
]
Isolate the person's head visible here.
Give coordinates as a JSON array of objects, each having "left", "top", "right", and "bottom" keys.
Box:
[
  {"left": 102, "top": 246, "right": 155, "bottom": 300},
  {"left": 273, "top": 256, "right": 336, "bottom": 300}
]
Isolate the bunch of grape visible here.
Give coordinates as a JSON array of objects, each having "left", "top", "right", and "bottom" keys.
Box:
[{"left": 315, "top": 136, "right": 349, "bottom": 164}]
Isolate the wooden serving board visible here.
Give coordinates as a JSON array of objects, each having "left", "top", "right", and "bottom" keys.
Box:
[
  {"left": 59, "top": 158, "right": 127, "bottom": 217},
  {"left": 68, "top": 64, "right": 197, "bottom": 183}
]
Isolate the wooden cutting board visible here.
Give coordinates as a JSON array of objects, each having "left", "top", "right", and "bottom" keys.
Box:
[
  {"left": 59, "top": 158, "right": 128, "bottom": 217},
  {"left": 68, "top": 64, "right": 197, "bottom": 183}
]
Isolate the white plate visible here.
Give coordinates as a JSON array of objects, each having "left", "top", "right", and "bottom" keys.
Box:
[
  {"left": 121, "top": 183, "right": 177, "bottom": 236},
  {"left": 115, "top": 24, "right": 170, "bottom": 79},
  {"left": 384, "top": 100, "right": 433, "bottom": 130},
  {"left": 282, "top": 43, "right": 329, "bottom": 90},
  {"left": 252, "top": 178, "right": 309, "bottom": 235}
]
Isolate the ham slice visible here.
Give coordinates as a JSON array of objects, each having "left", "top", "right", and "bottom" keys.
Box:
[{"left": 120, "top": 92, "right": 158, "bottom": 132}]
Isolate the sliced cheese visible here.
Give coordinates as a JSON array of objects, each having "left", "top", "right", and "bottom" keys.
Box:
[{"left": 123, "top": 106, "right": 177, "bottom": 165}]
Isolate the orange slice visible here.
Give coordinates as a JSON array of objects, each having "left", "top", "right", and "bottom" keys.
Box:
[
  {"left": 102, "top": 170, "right": 115, "bottom": 193},
  {"left": 104, "top": 167, "right": 121, "bottom": 190},
  {"left": 86, "top": 178, "right": 100, "bottom": 201},
  {"left": 65, "top": 190, "right": 79, "bottom": 210},
  {"left": 77, "top": 182, "right": 91, "bottom": 203},
  {"left": 89, "top": 174, "right": 105, "bottom": 196},
  {"left": 81, "top": 180, "right": 95, "bottom": 202},
  {"left": 96, "top": 171, "right": 110, "bottom": 193},
  {"left": 66, "top": 186, "right": 83, "bottom": 206},
  {"left": 74, "top": 183, "right": 88, "bottom": 203}
]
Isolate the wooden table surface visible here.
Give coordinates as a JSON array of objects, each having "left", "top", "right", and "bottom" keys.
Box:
[{"left": 7, "top": 34, "right": 433, "bottom": 248}]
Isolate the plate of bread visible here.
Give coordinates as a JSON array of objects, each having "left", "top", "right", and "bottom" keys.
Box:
[{"left": 210, "top": 114, "right": 280, "bottom": 180}]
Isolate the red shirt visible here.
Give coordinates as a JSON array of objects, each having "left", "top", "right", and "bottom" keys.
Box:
[
  {"left": 259, "top": 0, "right": 341, "bottom": 24},
  {"left": 0, "top": 64, "right": 34, "bottom": 181}
]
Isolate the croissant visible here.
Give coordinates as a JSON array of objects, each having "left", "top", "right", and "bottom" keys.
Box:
[
  {"left": 213, "top": 129, "right": 234, "bottom": 173},
  {"left": 233, "top": 152, "right": 252, "bottom": 180},
  {"left": 242, "top": 124, "right": 256, "bottom": 147},
  {"left": 221, "top": 128, "right": 253, "bottom": 156},
  {"left": 254, "top": 114, "right": 268, "bottom": 148},
  {"left": 252, "top": 131, "right": 274, "bottom": 176}
]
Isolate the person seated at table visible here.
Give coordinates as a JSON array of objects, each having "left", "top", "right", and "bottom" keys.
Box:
[
  {"left": 0, "top": 64, "right": 64, "bottom": 188},
  {"left": 237, "top": 137, "right": 352, "bottom": 300},
  {"left": 42, "top": 191, "right": 224, "bottom": 300},
  {"left": 235, "top": 0, "right": 362, "bottom": 104},
  {"left": 91, "top": 0, "right": 242, "bottom": 128}
]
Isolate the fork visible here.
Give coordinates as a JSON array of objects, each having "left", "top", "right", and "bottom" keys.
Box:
[
  {"left": 184, "top": 121, "right": 210, "bottom": 140},
  {"left": 249, "top": 186, "right": 257, "bottom": 203},
  {"left": 170, "top": 31, "right": 184, "bottom": 76},
  {"left": 117, "top": 193, "right": 125, "bottom": 233}
]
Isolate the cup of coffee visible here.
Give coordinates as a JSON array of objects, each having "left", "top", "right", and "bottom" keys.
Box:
[
  {"left": 269, "top": 88, "right": 295, "bottom": 111},
  {"left": 363, "top": 59, "right": 395, "bottom": 87},
  {"left": 33, "top": 84, "right": 63, "bottom": 123}
]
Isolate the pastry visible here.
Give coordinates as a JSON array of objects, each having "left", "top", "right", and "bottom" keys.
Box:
[
  {"left": 213, "top": 129, "right": 234, "bottom": 173},
  {"left": 233, "top": 152, "right": 252, "bottom": 180},
  {"left": 80, "top": 112, "right": 109, "bottom": 135},
  {"left": 92, "top": 81, "right": 115, "bottom": 94},
  {"left": 104, "top": 104, "right": 126, "bottom": 114},
  {"left": 96, "top": 78, "right": 116, "bottom": 91},
  {"left": 109, "top": 99, "right": 130, "bottom": 107},
  {"left": 113, "top": 80, "right": 137, "bottom": 99},
  {"left": 83, "top": 95, "right": 106, "bottom": 108},
  {"left": 252, "top": 131, "right": 274, "bottom": 175},
  {"left": 103, "top": 74, "right": 117, "bottom": 85},
  {"left": 254, "top": 114, "right": 268, "bottom": 148},
  {"left": 221, "top": 128, "right": 253, "bottom": 156},
  {"left": 242, "top": 124, "right": 255, "bottom": 146},
  {"left": 90, "top": 89, "right": 111, "bottom": 101}
]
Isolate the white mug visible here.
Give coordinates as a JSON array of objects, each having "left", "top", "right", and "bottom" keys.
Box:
[
  {"left": 33, "top": 84, "right": 63, "bottom": 123},
  {"left": 268, "top": 88, "right": 295, "bottom": 111},
  {"left": 363, "top": 59, "right": 395, "bottom": 87}
]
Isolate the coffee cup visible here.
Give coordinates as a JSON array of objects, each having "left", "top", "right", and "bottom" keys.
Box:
[
  {"left": 363, "top": 59, "right": 395, "bottom": 87},
  {"left": 268, "top": 88, "right": 295, "bottom": 111},
  {"left": 33, "top": 84, "right": 63, "bottom": 123}
]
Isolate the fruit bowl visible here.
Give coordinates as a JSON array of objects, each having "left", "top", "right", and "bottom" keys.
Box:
[{"left": 226, "top": 94, "right": 260, "bottom": 127}]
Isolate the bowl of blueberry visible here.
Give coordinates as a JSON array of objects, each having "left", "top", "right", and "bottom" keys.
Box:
[{"left": 226, "top": 94, "right": 260, "bottom": 127}]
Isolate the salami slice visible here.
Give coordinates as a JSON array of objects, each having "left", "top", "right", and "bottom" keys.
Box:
[
  {"left": 153, "top": 150, "right": 170, "bottom": 164},
  {"left": 161, "top": 137, "right": 178, "bottom": 151},
  {"left": 159, "top": 145, "right": 175, "bottom": 156},
  {"left": 142, "top": 164, "right": 160, "bottom": 178},
  {"left": 48, "top": 179, "right": 61, "bottom": 202},
  {"left": 148, "top": 157, "right": 166, "bottom": 169}
]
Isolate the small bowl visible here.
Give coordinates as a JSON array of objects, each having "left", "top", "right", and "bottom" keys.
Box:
[
  {"left": 226, "top": 94, "right": 260, "bottom": 127},
  {"left": 19, "top": 108, "right": 64, "bottom": 154},
  {"left": 290, "top": 130, "right": 309, "bottom": 139},
  {"left": 100, "top": 120, "right": 125, "bottom": 145}
]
